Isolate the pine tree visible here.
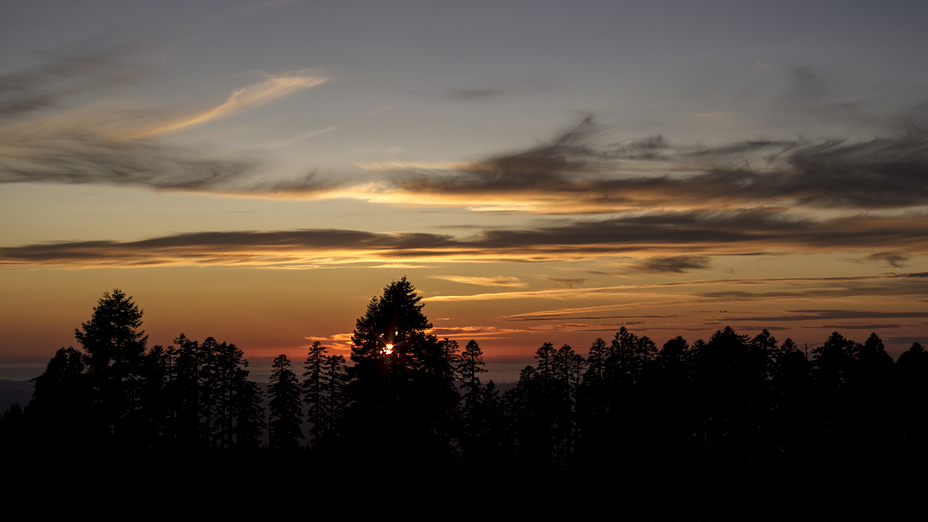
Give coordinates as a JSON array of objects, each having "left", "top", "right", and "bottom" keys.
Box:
[
  {"left": 212, "top": 340, "right": 250, "bottom": 448},
  {"left": 322, "top": 354, "right": 347, "bottom": 438},
  {"left": 169, "top": 333, "right": 203, "bottom": 447},
  {"left": 74, "top": 289, "right": 148, "bottom": 442},
  {"left": 303, "top": 341, "right": 330, "bottom": 445},
  {"left": 458, "top": 339, "right": 488, "bottom": 453},
  {"left": 268, "top": 354, "right": 302, "bottom": 450},
  {"left": 343, "top": 277, "right": 460, "bottom": 460},
  {"left": 230, "top": 367, "right": 264, "bottom": 449}
]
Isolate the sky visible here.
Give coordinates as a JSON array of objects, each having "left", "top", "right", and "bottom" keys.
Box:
[{"left": 3, "top": 0, "right": 928, "bottom": 382}]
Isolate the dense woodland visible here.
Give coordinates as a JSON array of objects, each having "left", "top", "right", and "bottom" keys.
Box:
[{"left": 3, "top": 279, "right": 927, "bottom": 518}]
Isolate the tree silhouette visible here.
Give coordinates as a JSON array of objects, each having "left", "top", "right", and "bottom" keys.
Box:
[
  {"left": 343, "top": 277, "right": 460, "bottom": 462},
  {"left": 457, "top": 339, "right": 488, "bottom": 461},
  {"left": 303, "top": 341, "right": 346, "bottom": 446},
  {"left": 74, "top": 289, "right": 148, "bottom": 443},
  {"left": 897, "top": 342, "right": 928, "bottom": 459},
  {"left": 27, "top": 346, "right": 95, "bottom": 445},
  {"left": 268, "top": 354, "right": 302, "bottom": 450}
]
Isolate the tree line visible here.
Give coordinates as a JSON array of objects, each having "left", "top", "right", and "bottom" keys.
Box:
[{"left": 3, "top": 280, "right": 928, "bottom": 480}]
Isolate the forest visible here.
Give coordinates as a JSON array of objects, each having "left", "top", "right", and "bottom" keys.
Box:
[{"left": 3, "top": 278, "right": 926, "bottom": 519}]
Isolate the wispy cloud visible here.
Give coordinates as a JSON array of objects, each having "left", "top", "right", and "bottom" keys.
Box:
[
  {"left": 360, "top": 115, "right": 928, "bottom": 214},
  {"left": 865, "top": 251, "right": 910, "bottom": 268},
  {"left": 542, "top": 276, "right": 587, "bottom": 288},
  {"left": 4, "top": 209, "right": 928, "bottom": 268},
  {"left": 716, "top": 309, "right": 928, "bottom": 323},
  {"left": 122, "top": 71, "right": 326, "bottom": 139},
  {"left": 7, "top": 46, "right": 928, "bottom": 222},
  {"left": 0, "top": 44, "right": 328, "bottom": 193},
  {"left": 630, "top": 255, "right": 711, "bottom": 274},
  {"left": 431, "top": 276, "right": 527, "bottom": 287},
  {"left": 0, "top": 42, "right": 150, "bottom": 119}
]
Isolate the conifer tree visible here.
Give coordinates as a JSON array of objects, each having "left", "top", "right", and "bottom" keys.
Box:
[
  {"left": 231, "top": 370, "right": 264, "bottom": 449},
  {"left": 322, "top": 354, "right": 348, "bottom": 438},
  {"left": 458, "top": 339, "right": 488, "bottom": 452},
  {"left": 269, "top": 354, "right": 302, "bottom": 449},
  {"left": 28, "top": 347, "right": 94, "bottom": 444},
  {"left": 344, "top": 277, "right": 460, "bottom": 460},
  {"left": 74, "top": 289, "right": 148, "bottom": 441},
  {"left": 303, "top": 341, "right": 341, "bottom": 445}
]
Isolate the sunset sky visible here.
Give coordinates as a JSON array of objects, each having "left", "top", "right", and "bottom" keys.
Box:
[{"left": 3, "top": 0, "right": 928, "bottom": 382}]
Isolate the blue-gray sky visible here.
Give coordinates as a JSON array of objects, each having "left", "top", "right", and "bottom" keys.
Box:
[{"left": 3, "top": 0, "right": 928, "bottom": 381}]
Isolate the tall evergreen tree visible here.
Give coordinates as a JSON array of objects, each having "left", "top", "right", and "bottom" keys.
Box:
[
  {"left": 230, "top": 367, "right": 265, "bottom": 449},
  {"left": 268, "top": 354, "right": 302, "bottom": 450},
  {"left": 303, "top": 341, "right": 345, "bottom": 446},
  {"left": 322, "top": 354, "right": 348, "bottom": 439},
  {"left": 74, "top": 289, "right": 148, "bottom": 442},
  {"left": 169, "top": 333, "right": 203, "bottom": 447},
  {"left": 343, "top": 277, "right": 460, "bottom": 461},
  {"left": 457, "top": 339, "right": 488, "bottom": 459},
  {"left": 212, "top": 340, "right": 250, "bottom": 448}
]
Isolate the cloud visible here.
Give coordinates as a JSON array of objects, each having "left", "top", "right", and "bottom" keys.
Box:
[
  {"left": 5, "top": 208, "right": 928, "bottom": 267},
  {"left": 8, "top": 48, "right": 928, "bottom": 216},
  {"left": 542, "top": 277, "right": 587, "bottom": 288},
  {"left": 0, "top": 45, "right": 329, "bottom": 194},
  {"left": 630, "top": 256, "right": 711, "bottom": 274},
  {"left": 504, "top": 313, "right": 677, "bottom": 322},
  {"left": 431, "top": 276, "right": 527, "bottom": 287},
  {"left": 717, "top": 309, "right": 928, "bottom": 323},
  {"left": 123, "top": 70, "right": 326, "bottom": 139},
  {"left": 0, "top": 42, "right": 150, "bottom": 118},
  {"left": 368, "top": 116, "right": 928, "bottom": 214},
  {"left": 444, "top": 273, "right": 928, "bottom": 313},
  {"left": 809, "top": 324, "right": 905, "bottom": 330},
  {"left": 866, "top": 252, "right": 910, "bottom": 268},
  {"left": 0, "top": 125, "right": 259, "bottom": 190},
  {"left": 0, "top": 229, "right": 458, "bottom": 267}
]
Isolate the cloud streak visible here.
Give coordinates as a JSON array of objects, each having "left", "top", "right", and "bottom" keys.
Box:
[
  {"left": 366, "top": 117, "right": 928, "bottom": 214},
  {"left": 630, "top": 256, "right": 712, "bottom": 274},
  {"left": 122, "top": 71, "right": 326, "bottom": 139},
  {"left": 0, "top": 42, "right": 149, "bottom": 119},
  {"left": 431, "top": 276, "right": 527, "bottom": 287},
  {"left": 6, "top": 46, "right": 928, "bottom": 223},
  {"left": 0, "top": 45, "right": 328, "bottom": 193},
  {"left": 4, "top": 209, "right": 928, "bottom": 267}
]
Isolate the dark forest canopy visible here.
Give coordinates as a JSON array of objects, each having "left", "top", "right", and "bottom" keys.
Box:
[{"left": 3, "top": 281, "right": 928, "bottom": 517}]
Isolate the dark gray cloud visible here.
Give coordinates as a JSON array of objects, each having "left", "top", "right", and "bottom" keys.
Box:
[
  {"left": 718, "top": 309, "right": 928, "bottom": 323},
  {"left": 700, "top": 324, "right": 793, "bottom": 332},
  {"left": 811, "top": 323, "right": 905, "bottom": 330},
  {"left": 388, "top": 116, "right": 928, "bottom": 212},
  {"left": 697, "top": 275, "right": 928, "bottom": 302},
  {"left": 0, "top": 41, "right": 150, "bottom": 118},
  {"left": 504, "top": 314, "right": 677, "bottom": 322},
  {"left": 0, "top": 133, "right": 260, "bottom": 190},
  {"left": 542, "top": 277, "right": 587, "bottom": 288},
  {"left": 630, "top": 255, "right": 711, "bottom": 274},
  {"left": 0, "top": 229, "right": 458, "bottom": 266},
  {"left": 5, "top": 208, "right": 928, "bottom": 266},
  {"left": 865, "top": 252, "right": 910, "bottom": 268},
  {"left": 475, "top": 210, "right": 928, "bottom": 254}
]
